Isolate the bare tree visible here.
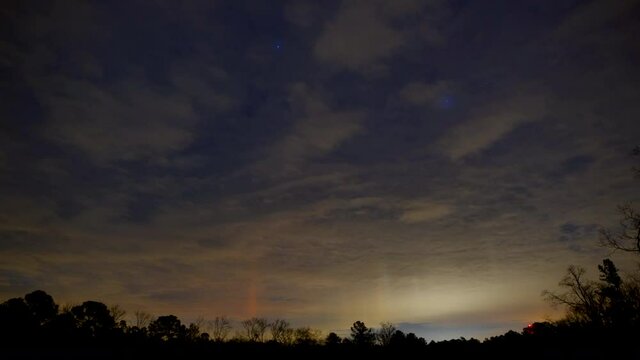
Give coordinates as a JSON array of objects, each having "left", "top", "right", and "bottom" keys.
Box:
[
  {"left": 134, "top": 310, "right": 153, "bottom": 328},
  {"left": 293, "top": 326, "right": 321, "bottom": 345},
  {"left": 193, "top": 316, "right": 206, "bottom": 330},
  {"left": 61, "top": 302, "right": 77, "bottom": 314},
  {"left": 109, "top": 304, "right": 127, "bottom": 326},
  {"left": 544, "top": 259, "right": 640, "bottom": 328},
  {"left": 600, "top": 204, "right": 640, "bottom": 254},
  {"left": 184, "top": 316, "right": 206, "bottom": 340},
  {"left": 209, "top": 316, "right": 232, "bottom": 342},
  {"left": 270, "top": 319, "right": 293, "bottom": 344},
  {"left": 241, "top": 317, "right": 269, "bottom": 342},
  {"left": 543, "top": 265, "right": 604, "bottom": 325},
  {"left": 377, "top": 322, "right": 396, "bottom": 346},
  {"left": 599, "top": 147, "right": 640, "bottom": 254}
]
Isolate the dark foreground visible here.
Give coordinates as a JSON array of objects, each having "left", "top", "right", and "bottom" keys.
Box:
[{"left": 3, "top": 331, "right": 639, "bottom": 360}]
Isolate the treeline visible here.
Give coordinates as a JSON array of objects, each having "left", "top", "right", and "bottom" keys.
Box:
[
  {"left": 1, "top": 287, "right": 638, "bottom": 359},
  {"left": 0, "top": 291, "right": 430, "bottom": 348}
]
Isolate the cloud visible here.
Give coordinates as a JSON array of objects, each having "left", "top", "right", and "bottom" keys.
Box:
[
  {"left": 284, "top": 0, "right": 320, "bottom": 28},
  {"left": 170, "top": 62, "right": 234, "bottom": 111},
  {"left": 257, "top": 83, "right": 364, "bottom": 174},
  {"left": 399, "top": 201, "right": 453, "bottom": 223},
  {"left": 400, "top": 81, "right": 454, "bottom": 107},
  {"left": 313, "top": 0, "right": 436, "bottom": 73},
  {"left": 558, "top": 222, "right": 598, "bottom": 243},
  {"left": 554, "top": 0, "right": 639, "bottom": 43},
  {"left": 312, "top": 0, "right": 448, "bottom": 74},
  {"left": 437, "top": 94, "right": 547, "bottom": 160},
  {"left": 39, "top": 78, "right": 197, "bottom": 162}
]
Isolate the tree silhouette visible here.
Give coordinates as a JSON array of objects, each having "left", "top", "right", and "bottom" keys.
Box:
[
  {"left": 270, "top": 319, "right": 293, "bottom": 344},
  {"left": 544, "top": 265, "right": 603, "bottom": 325},
  {"left": 109, "top": 304, "right": 126, "bottom": 327},
  {"left": 209, "top": 316, "right": 232, "bottom": 342},
  {"left": 134, "top": 310, "right": 153, "bottom": 328},
  {"left": 350, "top": 321, "right": 375, "bottom": 346},
  {"left": 0, "top": 297, "right": 35, "bottom": 342},
  {"left": 405, "top": 332, "right": 427, "bottom": 347},
  {"left": 241, "top": 317, "right": 269, "bottom": 342},
  {"left": 325, "top": 332, "right": 341, "bottom": 346},
  {"left": 24, "top": 290, "right": 58, "bottom": 326},
  {"left": 70, "top": 301, "right": 116, "bottom": 339},
  {"left": 293, "top": 326, "right": 321, "bottom": 345},
  {"left": 389, "top": 330, "right": 407, "bottom": 347},
  {"left": 599, "top": 147, "right": 640, "bottom": 253},
  {"left": 544, "top": 259, "right": 640, "bottom": 329},
  {"left": 600, "top": 204, "right": 640, "bottom": 253},
  {"left": 186, "top": 322, "right": 202, "bottom": 341},
  {"left": 148, "top": 315, "right": 186, "bottom": 341},
  {"left": 377, "top": 321, "right": 396, "bottom": 346}
]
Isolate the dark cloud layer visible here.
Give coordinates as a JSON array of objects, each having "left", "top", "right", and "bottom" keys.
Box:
[{"left": 1, "top": 0, "right": 640, "bottom": 340}]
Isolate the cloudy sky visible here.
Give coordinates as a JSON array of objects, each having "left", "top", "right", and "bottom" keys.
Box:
[{"left": 1, "top": 0, "right": 639, "bottom": 340}]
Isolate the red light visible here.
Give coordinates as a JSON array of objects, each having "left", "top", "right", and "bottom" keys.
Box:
[{"left": 527, "top": 324, "right": 533, "bottom": 328}]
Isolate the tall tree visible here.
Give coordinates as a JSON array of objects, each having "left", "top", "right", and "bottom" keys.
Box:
[
  {"left": 377, "top": 322, "right": 396, "bottom": 346},
  {"left": 350, "top": 321, "right": 375, "bottom": 346},
  {"left": 544, "top": 265, "right": 603, "bottom": 326}
]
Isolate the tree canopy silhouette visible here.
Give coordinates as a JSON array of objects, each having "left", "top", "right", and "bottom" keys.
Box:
[
  {"left": 350, "top": 321, "right": 375, "bottom": 346},
  {"left": 148, "top": 315, "right": 186, "bottom": 341}
]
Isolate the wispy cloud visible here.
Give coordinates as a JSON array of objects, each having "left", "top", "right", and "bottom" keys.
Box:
[
  {"left": 314, "top": 1, "right": 403, "bottom": 73},
  {"left": 436, "top": 93, "right": 547, "bottom": 160},
  {"left": 313, "top": 0, "right": 445, "bottom": 74},
  {"left": 256, "top": 83, "right": 364, "bottom": 174},
  {"left": 38, "top": 78, "right": 197, "bottom": 162},
  {"left": 399, "top": 201, "right": 453, "bottom": 224}
]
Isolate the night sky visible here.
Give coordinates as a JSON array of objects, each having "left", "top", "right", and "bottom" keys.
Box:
[{"left": 1, "top": 0, "right": 640, "bottom": 340}]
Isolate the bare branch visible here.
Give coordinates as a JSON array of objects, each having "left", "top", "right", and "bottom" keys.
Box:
[
  {"left": 209, "top": 316, "right": 232, "bottom": 342},
  {"left": 543, "top": 265, "right": 603, "bottom": 325},
  {"left": 109, "top": 304, "right": 127, "bottom": 325},
  {"left": 599, "top": 204, "right": 640, "bottom": 253},
  {"left": 270, "top": 319, "right": 293, "bottom": 344},
  {"left": 241, "top": 317, "right": 269, "bottom": 342},
  {"left": 134, "top": 310, "right": 153, "bottom": 328}
]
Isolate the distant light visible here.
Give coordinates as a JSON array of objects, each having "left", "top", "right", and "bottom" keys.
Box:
[
  {"left": 527, "top": 324, "right": 533, "bottom": 328},
  {"left": 437, "top": 95, "right": 454, "bottom": 109},
  {"left": 272, "top": 40, "right": 284, "bottom": 51}
]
